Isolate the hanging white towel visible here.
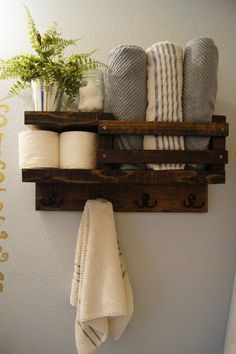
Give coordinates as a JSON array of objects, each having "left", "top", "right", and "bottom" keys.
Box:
[
  {"left": 143, "top": 41, "right": 185, "bottom": 170},
  {"left": 223, "top": 271, "right": 236, "bottom": 354},
  {"left": 70, "top": 199, "right": 134, "bottom": 354}
]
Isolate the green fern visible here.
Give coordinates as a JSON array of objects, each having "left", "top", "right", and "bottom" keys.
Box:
[{"left": 0, "top": 6, "right": 103, "bottom": 106}]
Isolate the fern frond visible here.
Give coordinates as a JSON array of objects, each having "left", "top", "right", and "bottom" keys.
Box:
[
  {"left": 3, "top": 80, "right": 30, "bottom": 100},
  {"left": 24, "top": 4, "right": 41, "bottom": 52},
  {"left": 77, "top": 60, "right": 106, "bottom": 72}
]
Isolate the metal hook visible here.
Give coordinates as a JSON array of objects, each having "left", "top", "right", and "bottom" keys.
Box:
[
  {"left": 135, "top": 193, "right": 157, "bottom": 209},
  {"left": 183, "top": 193, "right": 205, "bottom": 209},
  {"left": 40, "top": 191, "right": 63, "bottom": 207}
]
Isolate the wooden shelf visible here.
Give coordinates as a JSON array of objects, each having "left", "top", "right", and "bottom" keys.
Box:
[
  {"left": 22, "top": 112, "right": 228, "bottom": 212},
  {"left": 22, "top": 168, "right": 225, "bottom": 185},
  {"left": 98, "top": 117, "right": 228, "bottom": 136},
  {"left": 25, "top": 111, "right": 113, "bottom": 132}
]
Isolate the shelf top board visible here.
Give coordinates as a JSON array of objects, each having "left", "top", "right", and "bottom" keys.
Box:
[
  {"left": 24, "top": 111, "right": 114, "bottom": 132},
  {"left": 24, "top": 112, "right": 228, "bottom": 136}
]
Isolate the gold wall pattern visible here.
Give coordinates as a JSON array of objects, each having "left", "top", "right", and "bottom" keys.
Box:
[{"left": 0, "top": 104, "right": 9, "bottom": 293}]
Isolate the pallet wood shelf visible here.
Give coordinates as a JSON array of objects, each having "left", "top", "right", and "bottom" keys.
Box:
[
  {"left": 22, "top": 169, "right": 225, "bottom": 185},
  {"left": 22, "top": 112, "right": 228, "bottom": 212},
  {"left": 25, "top": 111, "right": 114, "bottom": 132}
]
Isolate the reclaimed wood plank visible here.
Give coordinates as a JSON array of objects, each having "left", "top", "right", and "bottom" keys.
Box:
[
  {"left": 22, "top": 168, "right": 225, "bottom": 185},
  {"left": 210, "top": 116, "right": 227, "bottom": 170},
  {"left": 98, "top": 116, "right": 228, "bottom": 136},
  {"left": 36, "top": 183, "right": 208, "bottom": 212},
  {"left": 97, "top": 150, "right": 228, "bottom": 164},
  {"left": 25, "top": 111, "right": 114, "bottom": 132}
]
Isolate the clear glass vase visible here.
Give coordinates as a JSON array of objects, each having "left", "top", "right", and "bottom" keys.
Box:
[{"left": 31, "top": 79, "right": 64, "bottom": 111}]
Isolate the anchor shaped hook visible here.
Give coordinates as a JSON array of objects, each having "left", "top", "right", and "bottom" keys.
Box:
[
  {"left": 40, "top": 191, "right": 63, "bottom": 207},
  {"left": 135, "top": 193, "right": 157, "bottom": 209},
  {"left": 183, "top": 193, "right": 205, "bottom": 209}
]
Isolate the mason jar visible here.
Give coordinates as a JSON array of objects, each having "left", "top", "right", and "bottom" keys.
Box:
[{"left": 78, "top": 69, "right": 104, "bottom": 112}]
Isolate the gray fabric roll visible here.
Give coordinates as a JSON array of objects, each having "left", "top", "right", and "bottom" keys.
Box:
[
  {"left": 183, "top": 38, "right": 218, "bottom": 165},
  {"left": 107, "top": 45, "right": 147, "bottom": 168}
]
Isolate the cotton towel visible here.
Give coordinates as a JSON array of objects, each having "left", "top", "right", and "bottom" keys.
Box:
[
  {"left": 107, "top": 45, "right": 147, "bottom": 169},
  {"left": 70, "top": 199, "right": 133, "bottom": 354},
  {"left": 143, "top": 42, "right": 185, "bottom": 170},
  {"left": 183, "top": 37, "right": 218, "bottom": 165}
]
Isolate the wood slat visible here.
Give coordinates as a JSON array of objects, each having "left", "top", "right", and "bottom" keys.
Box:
[
  {"left": 25, "top": 111, "right": 113, "bottom": 132},
  {"left": 210, "top": 116, "right": 227, "bottom": 170},
  {"left": 98, "top": 116, "right": 228, "bottom": 136},
  {"left": 36, "top": 183, "right": 208, "bottom": 212},
  {"left": 97, "top": 150, "right": 228, "bottom": 164},
  {"left": 22, "top": 168, "right": 225, "bottom": 185}
]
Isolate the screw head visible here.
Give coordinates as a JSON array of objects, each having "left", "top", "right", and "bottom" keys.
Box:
[
  {"left": 102, "top": 153, "right": 107, "bottom": 158},
  {"left": 103, "top": 125, "right": 107, "bottom": 130},
  {"left": 219, "top": 154, "right": 223, "bottom": 159}
]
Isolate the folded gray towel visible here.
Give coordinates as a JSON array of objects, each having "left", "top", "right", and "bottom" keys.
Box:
[
  {"left": 107, "top": 45, "right": 147, "bottom": 168},
  {"left": 183, "top": 38, "right": 218, "bottom": 167}
]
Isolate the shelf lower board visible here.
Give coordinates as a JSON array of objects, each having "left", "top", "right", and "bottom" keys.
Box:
[
  {"left": 22, "top": 168, "right": 225, "bottom": 185},
  {"left": 36, "top": 183, "right": 208, "bottom": 212}
]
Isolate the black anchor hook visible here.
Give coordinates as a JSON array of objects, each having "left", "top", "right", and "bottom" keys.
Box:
[
  {"left": 135, "top": 193, "right": 157, "bottom": 209},
  {"left": 40, "top": 191, "right": 63, "bottom": 207},
  {"left": 183, "top": 193, "right": 205, "bottom": 209}
]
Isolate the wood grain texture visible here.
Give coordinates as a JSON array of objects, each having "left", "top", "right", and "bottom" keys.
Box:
[
  {"left": 25, "top": 111, "right": 114, "bottom": 132},
  {"left": 36, "top": 183, "right": 208, "bottom": 212},
  {"left": 97, "top": 150, "right": 228, "bottom": 164},
  {"left": 98, "top": 116, "right": 228, "bottom": 136},
  {"left": 22, "top": 168, "right": 225, "bottom": 185},
  {"left": 23, "top": 112, "right": 228, "bottom": 213}
]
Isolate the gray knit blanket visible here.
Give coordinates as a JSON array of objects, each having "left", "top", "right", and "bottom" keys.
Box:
[
  {"left": 183, "top": 38, "right": 218, "bottom": 166},
  {"left": 107, "top": 45, "right": 147, "bottom": 169}
]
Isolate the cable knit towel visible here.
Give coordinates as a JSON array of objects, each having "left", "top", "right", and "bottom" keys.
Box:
[
  {"left": 107, "top": 45, "right": 147, "bottom": 169},
  {"left": 143, "top": 42, "right": 185, "bottom": 170},
  {"left": 183, "top": 38, "right": 218, "bottom": 166},
  {"left": 70, "top": 199, "right": 134, "bottom": 354}
]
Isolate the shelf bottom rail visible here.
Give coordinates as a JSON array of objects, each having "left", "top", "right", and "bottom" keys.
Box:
[{"left": 36, "top": 183, "right": 208, "bottom": 212}]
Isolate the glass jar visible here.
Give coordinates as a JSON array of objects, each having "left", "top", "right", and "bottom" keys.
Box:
[
  {"left": 78, "top": 69, "right": 104, "bottom": 112},
  {"left": 31, "top": 79, "right": 63, "bottom": 111}
]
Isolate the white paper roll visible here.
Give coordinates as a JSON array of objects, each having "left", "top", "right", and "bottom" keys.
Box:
[
  {"left": 19, "top": 130, "right": 60, "bottom": 168},
  {"left": 60, "top": 131, "right": 97, "bottom": 169}
]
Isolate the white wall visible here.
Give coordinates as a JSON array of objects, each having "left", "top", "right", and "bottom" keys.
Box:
[{"left": 0, "top": 1, "right": 236, "bottom": 353}]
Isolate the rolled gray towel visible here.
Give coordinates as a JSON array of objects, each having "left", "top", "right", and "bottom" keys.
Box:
[
  {"left": 107, "top": 45, "right": 147, "bottom": 168},
  {"left": 183, "top": 38, "right": 218, "bottom": 166}
]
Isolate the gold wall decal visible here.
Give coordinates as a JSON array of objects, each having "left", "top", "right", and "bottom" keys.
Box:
[
  {"left": 0, "top": 231, "right": 8, "bottom": 239},
  {"left": 0, "top": 271, "right": 4, "bottom": 292},
  {"left": 0, "top": 104, "right": 8, "bottom": 128},
  {"left": 0, "top": 246, "right": 9, "bottom": 262},
  {"left": 0, "top": 104, "right": 9, "bottom": 293}
]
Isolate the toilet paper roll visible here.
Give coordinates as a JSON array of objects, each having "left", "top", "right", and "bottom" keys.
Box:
[
  {"left": 60, "top": 131, "right": 97, "bottom": 169},
  {"left": 19, "top": 130, "right": 60, "bottom": 168}
]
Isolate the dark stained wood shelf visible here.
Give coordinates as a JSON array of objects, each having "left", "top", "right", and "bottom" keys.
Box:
[
  {"left": 22, "top": 112, "right": 228, "bottom": 212},
  {"left": 36, "top": 183, "right": 208, "bottom": 212},
  {"left": 25, "top": 111, "right": 114, "bottom": 132},
  {"left": 22, "top": 168, "right": 225, "bottom": 185},
  {"left": 98, "top": 116, "right": 228, "bottom": 136},
  {"left": 97, "top": 150, "right": 227, "bottom": 164}
]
